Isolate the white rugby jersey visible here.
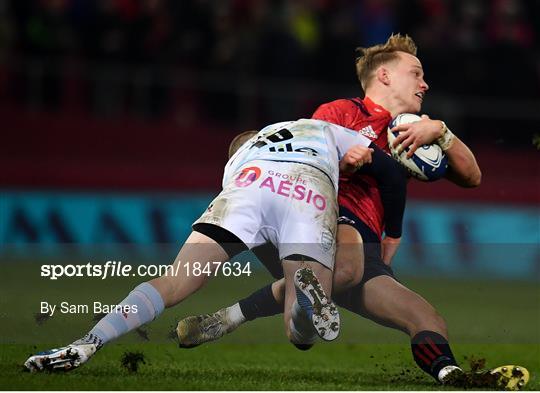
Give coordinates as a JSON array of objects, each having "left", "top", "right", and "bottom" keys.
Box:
[{"left": 223, "top": 118, "right": 372, "bottom": 189}]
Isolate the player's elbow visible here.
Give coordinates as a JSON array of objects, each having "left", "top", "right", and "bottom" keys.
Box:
[
  {"left": 451, "top": 166, "right": 482, "bottom": 188},
  {"left": 470, "top": 169, "right": 482, "bottom": 187},
  {"left": 464, "top": 168, "right": 482, "bottom": 188}
]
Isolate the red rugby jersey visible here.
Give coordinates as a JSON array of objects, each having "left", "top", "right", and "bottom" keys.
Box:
[{"left": 312, "top": 97, "right": 392, "bottom": 238}]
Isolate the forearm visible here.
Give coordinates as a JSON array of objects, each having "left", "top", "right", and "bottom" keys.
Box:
[
  {"left": 357, "top": 145, "right": 408, "bottom": 238},
  {"left": 444, "top": 136, "right": 482, "bottom": 188}
]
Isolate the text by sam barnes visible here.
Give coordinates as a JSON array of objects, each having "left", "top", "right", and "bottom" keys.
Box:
[{"left": 40, "top": 301, "right": 137, "bottom": 316}]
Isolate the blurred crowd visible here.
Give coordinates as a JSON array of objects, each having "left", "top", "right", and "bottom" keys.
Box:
[{"left": 0, "top": 0, "right": 538, "bottom": 128}]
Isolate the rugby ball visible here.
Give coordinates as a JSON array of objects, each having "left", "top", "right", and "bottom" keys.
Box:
[{"left": 387, "top": 113, "right": 448, "bottom": 182}]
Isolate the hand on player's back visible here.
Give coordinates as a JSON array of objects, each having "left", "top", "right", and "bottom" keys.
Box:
[
  {"left": 391, "top": 115, "right": 444, "bottom": 157},
  {"left": 339, "top": 145, "right": 374, "bottom": 174}
]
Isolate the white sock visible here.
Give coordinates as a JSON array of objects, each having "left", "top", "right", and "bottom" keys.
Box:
[{"left": 224, "top": 303, "right": 247, "bottom": 327}]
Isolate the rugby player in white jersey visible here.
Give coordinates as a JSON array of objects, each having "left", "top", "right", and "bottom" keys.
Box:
[{"left": 24, "top": 118, "right": 403, "bottom": 371}]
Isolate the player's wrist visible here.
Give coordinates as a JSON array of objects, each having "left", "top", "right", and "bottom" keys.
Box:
[
  {"left": 383, "top": 235, "right": 401, "bottom": 243},
  {"left": 436, "top": 121, "right": 455, "bottom": 151}
]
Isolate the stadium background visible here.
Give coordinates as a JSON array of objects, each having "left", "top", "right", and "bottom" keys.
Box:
[{"left": 0, "top": 0, "right": 539, "bottom": 390}]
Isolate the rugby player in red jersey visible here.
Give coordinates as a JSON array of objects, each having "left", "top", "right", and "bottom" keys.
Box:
[{"left": 176, "top": 35, "right": 529, "bottom": 389}]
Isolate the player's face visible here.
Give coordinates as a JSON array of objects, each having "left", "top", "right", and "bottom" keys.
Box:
[{"left": 389, "top": 52, "right": 429, "bottom": 113}]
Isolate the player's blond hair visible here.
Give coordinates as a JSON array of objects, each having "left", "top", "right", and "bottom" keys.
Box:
[
  {"left": 355, "top": 34, "right": 418, "bottom": 91},
  {"left": 228, "top": 130, "right": 258, "bottom": 158}
]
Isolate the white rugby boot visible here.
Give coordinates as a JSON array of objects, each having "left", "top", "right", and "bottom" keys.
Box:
[
  {"left": 24, "top": 343, "right": 97, "bottom": 372},
  {"left": 294, "top": 267, "right": 340, "bottom": 341}
]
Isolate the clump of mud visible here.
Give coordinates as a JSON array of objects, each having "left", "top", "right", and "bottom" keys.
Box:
[
  {"left": 120, "top": 351, "right": 146, "bottom": 373},
  {"left": 34, "top": 312, "right": 50, "bottom": 325},
  {"left": 444, "top": 356, "right": 526, "bottom": 390}
]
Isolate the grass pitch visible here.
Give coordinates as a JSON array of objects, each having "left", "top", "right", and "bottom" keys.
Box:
[
  {"left": 2, "top": 343, "right": 539, "bottom": 390},
  {"left": 0, "top": 261, "right": 538, "bottom": 390}
]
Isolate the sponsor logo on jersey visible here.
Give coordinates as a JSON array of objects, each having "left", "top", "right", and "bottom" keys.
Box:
[
  {"left": 235, "top": 166, "right": 261, "bottom": 187},
  {"left": 267, "top": 170, "right": 307, "bottom": 184},
  {"left": 259, "top": 176, "right": 327, "bottom": 211},
  {"left": 359, "top": 125, "right": 377, "bottom": 139}
]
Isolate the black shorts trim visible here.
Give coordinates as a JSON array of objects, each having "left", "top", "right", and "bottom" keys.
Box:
[
  {"left": 192, "top": 223, "right": 248, "bottom": 259},
  {"left": 251, "top": 249, "right": 320, "bottom": 279},
  {"left": 338, "top": 206, "right": 380, "bottom": 243},
  {"left": 252, "top": 243, "right": 283, "bottom": 279},
  {"left": 283, "top": 254, "right": 318, "bottom": 263}
]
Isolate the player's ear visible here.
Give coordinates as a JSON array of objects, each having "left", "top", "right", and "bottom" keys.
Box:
[{"left": 376, "top": 66, "right": 390, "bottom": 86}]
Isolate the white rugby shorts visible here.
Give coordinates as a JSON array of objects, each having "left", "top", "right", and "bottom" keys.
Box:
[{"left": 193, "top": 160, "right": 338, "bottom": 269}]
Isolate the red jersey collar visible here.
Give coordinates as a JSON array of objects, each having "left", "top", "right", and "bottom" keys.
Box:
[{"left": 363, "top": 96, "right": 391, "bottom": 118}]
